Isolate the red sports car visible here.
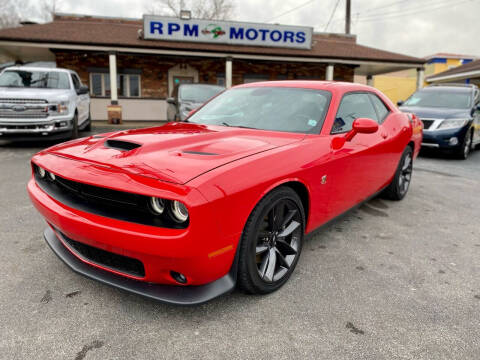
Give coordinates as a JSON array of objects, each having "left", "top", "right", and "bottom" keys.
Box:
[{"left": 28, "top": 81, "right": 422, "bottom": 305}]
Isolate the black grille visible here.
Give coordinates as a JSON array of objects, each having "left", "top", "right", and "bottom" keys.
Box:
[
  {"left": 32, "top": 164, "right": 188, "bottom": 229},
  {"left": 421, "top": 119, "right": 434, "bottom": 129},
  {"left": 57, "top": 228, "right": 145, "bottom": 277}
]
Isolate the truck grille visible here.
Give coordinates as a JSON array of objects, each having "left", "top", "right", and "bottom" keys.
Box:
[{"left": 0, "top": 98, "right": 49, "bottom": 119}]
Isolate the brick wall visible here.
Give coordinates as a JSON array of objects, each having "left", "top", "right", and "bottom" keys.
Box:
[{"left": 54, "top": 51, "right": 354, "bottom": 98}]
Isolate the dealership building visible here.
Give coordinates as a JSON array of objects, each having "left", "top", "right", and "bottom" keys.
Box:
[{"left": 0, "top": 14, "right": 425, "bottom": 121}]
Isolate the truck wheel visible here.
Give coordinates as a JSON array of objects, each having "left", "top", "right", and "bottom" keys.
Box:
[
  {"left": 71, "top": 112, "right": 79, "bottom": 139},
  {"left": 84, "top": 111, "right": 92, "bottom": 132}
]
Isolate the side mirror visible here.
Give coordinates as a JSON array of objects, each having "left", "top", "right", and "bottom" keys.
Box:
[
  {"left": 345, "top": 118, "right": 378, "bottom": 141},
  {"left": 397, "top": 100, "right": 404, "bottom": 106},
  {"left": 77, "top": 85, "right": 89, "bottom": 95},
  {"left": 166, "top": 97, "right": 176, "bottom": 104}
]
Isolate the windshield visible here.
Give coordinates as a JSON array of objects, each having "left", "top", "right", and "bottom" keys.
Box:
[
  {"left": 0, "top": 70, "right": 70, "bottom": 89},
  {"left": 188, "top": 87, "right": 331, "bottom": 134},
  {"left": 179, "top": 84, "right": 224, "bottom": 103},
  {"left": 403, "top": 89, "right": 471, "bottom": 109}
]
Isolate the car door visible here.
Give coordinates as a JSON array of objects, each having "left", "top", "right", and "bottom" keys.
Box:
[
  {"left": 325, "top": 92, "right": 390, "bottom": 218},
  {"left": 473, "top": 91, "right": 480, "bottom": 146}
]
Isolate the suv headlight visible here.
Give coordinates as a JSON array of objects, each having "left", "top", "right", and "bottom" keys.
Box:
[
  {"left": 51, "top": 101, "right": 70, "bottom": 114},
  {"left": 437, "top": 119, "right": 469, "bottom": 130}
]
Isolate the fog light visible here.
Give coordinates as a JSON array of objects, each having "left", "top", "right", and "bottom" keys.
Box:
[
  {"left": 47, "top": 172, "right": 56, "bottom": 181},
  {"left": 449, "top": 137, "right": 458, "bottom": 146},
  {"left": 170, "top": 271, "right": 187, "bottom": 284}
]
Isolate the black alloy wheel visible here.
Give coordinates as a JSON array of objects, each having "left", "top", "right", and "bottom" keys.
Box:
[
  {"left": 383, "top": 146, "right": 413, "bottom": 201},
  {"left": 238, "top": 187, "right": 305, "bottom": 294}
]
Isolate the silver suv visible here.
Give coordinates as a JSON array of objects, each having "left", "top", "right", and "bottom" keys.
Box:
[{"left": 0, "top": 66, "right": 91, "bottom": 140}]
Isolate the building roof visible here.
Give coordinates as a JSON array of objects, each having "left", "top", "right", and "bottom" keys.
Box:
[
  {"left": 426, "top": 59, "right": 480, "bottom": 82},
  {"left": 0, "top": 15, "right": 424, "bottom": 65},
  {"left": 425, "top": 52, "right": 477, "bottom": 61}
]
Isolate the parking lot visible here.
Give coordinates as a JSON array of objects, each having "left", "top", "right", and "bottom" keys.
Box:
[{"left": 1, "top": 129, "right": 479, "bottom": 360}]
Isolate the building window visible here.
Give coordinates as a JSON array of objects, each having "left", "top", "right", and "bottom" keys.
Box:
[
  {"left": 89, "top": 73, "right": 141, "bottom": 97},
  {"left": 216, "top": 73, "right": 225, "bottom": 86}
]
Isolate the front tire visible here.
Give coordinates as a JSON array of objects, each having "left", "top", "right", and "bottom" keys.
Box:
[
  {"left": 456, "top": 129, "right": 473, "bottom": 160},
  {"left": 382, "top": 146, "right": 413, "bottom": 201},
  {"left": 238, "top": 187, "right": 305, "bottom": 295},
  {"left": 84, "top": 109, "right": 92, "bottom": 132},
  {"left": 71, "top": 112, "right": 79, "bottom": 139}
]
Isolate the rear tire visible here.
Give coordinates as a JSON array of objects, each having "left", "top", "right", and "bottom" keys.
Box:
[
  {"left": 382, "top": 146, "right": 413, "bottom": 201},
  {"left": 237, "top": 187, "right": 305, "bottom": 295}
]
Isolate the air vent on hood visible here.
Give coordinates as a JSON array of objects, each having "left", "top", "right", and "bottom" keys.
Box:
[
  {"left": 182, "top": 150, "right": 219, "bottom": 156},
  {"left": 105, "top": 139, "right": 142, "bottom": 151}
]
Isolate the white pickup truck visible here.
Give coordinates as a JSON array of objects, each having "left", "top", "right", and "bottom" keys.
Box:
[{"left": 0, "top": 66, "right": 91, "bottom": 140}]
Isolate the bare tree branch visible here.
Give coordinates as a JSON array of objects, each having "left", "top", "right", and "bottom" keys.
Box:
[{"left": 148, "top": 0, "right": 235, "bottom": 20}]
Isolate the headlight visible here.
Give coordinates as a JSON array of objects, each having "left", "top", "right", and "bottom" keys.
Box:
[
  {"left": 149, "top": 197, "right": 165, "bottom": 215},
  {"left": 38, "top": 166, "right": 46, "bottom": 178},
  {"left": 47, "top": 172, "right": 56, "bottom": 181},
  {"left": 437, "top": 119, "right": 469, "bottom": 130},
  {"left": 52, "top": 101, "right": 69, "bottom": 114},
  {"left": 171, "top": 200, "right": 189, "bottom": 223}
]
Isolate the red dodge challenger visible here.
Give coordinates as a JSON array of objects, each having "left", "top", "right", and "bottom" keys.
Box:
[{"left": 28, "top": 81, "right": 423, "bottom": 305}]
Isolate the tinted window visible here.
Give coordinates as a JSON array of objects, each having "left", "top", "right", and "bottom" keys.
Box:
[
  {"left": 71, "top": 73, "right": 80, "bottom": 90},
  {"left": 188, "top": 87, "right": 331, "bottom": 134},
  {"left": 403, "top": 89, "right": 471, "bottom": 109},
  {"left": 332, "top": 93, "right": 378, "bottom": 133},
  {"left": 0, "top": 70, "right": 70, "bottom": 89},
  {"left": 369, "top": 94, "right": 390, "bottom": 122}
]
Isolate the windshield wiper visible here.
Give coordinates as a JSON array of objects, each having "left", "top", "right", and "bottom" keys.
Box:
[{"left": 221, "top": 122, "right": 257, "bottom": 129}]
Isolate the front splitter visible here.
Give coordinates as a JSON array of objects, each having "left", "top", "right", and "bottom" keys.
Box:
[{"left": 43, "top": 227, "right": 236, "bottom": 305}]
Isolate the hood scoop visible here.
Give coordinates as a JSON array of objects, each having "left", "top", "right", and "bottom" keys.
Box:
[{"left": 105, "top": 139, "right": 142, "bottom": 151}]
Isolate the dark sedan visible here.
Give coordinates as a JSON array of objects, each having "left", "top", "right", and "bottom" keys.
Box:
[{"left": 398, "top": 84, "right": 480, "bottom": 159}]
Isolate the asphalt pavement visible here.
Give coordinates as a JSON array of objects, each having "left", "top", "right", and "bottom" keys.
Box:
[{"left": 0, "top": 128, "right": 479, "bottom": 359}]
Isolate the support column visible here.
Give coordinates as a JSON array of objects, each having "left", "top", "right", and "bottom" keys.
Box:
[
  {"left": 109, "top": 52, "right": 118, "bottom": 104},
  {"left": 366, "top": 75, "right": 373, "bottom": 86},
  {"left": 416, "top": 67, "right": 425, "bottom": 90},
  {"left": 225, "top": 57, "right": 233, "bottom": 88},
  {"left": 326, "top": 64, "right": 334, "bottom": 81}
]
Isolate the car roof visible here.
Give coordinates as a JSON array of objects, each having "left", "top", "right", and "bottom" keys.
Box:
[
  {"left": 2, "top": 66, "right": 73, "bottom": 73},
  {"left": 422, "top": 85, "right": 476, "bottom": 93},
  {"left": 235, "top": 80, "right": 374, "bottom": 92}
]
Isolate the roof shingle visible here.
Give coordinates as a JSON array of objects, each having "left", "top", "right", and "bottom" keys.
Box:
[{"left": 0, "top": 16, "right": 424, "bottom": 65}]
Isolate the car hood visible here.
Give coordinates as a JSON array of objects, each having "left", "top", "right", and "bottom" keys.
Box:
[
  {"left": 399, "top": 105, "right": 471, "bottom": 120},
  {"left": 0, "top": 87, "right": 70, "bottom": 102},
  {"left": 45, "top": 122, "right": 305, "bottom": 184}
]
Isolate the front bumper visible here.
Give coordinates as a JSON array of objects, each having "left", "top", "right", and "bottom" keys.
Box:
[
  {"left": 44, "top": 226, "right": 235, "bottom": 305},
  {"left": 421, "top": 126, "right": 470, "bottom": 149},
  {"left": 0, "top": 115, "right": 74, "bottom": 139}
]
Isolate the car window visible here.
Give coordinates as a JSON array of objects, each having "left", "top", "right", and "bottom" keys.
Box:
[
  {"left": 332, "top": 93, "right": 378, "bottom": 133},
  {"left": 71, "top": 73, "right": 81, "bottom": 90},
  {"left": 369, "top": 94, "right": 390, "bottom": 123},
  {"left": 403, "top": 89, "right": 471, "bottom": 109}
]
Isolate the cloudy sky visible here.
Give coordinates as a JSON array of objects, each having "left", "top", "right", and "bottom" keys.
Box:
[{"left": 51, "top": 0, "right": 480, "bottom": 58}]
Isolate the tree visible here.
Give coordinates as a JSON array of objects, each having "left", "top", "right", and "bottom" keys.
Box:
[
  {"left": 0, "top": 0, "right": 62, "bottom": 29},
  {"left": 147, "top": 0, "right": 235, "bottom": 20}
]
